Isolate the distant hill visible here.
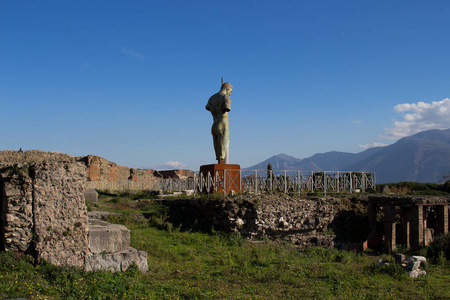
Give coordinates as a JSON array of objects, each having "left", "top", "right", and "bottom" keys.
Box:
[
  {"left": 290, "top": 148, "right": 383, "bottom": 171},
  {"left": 245, "top": 154, "right": 302, "bottom": 170},
  {"left": 244, "top": 128, "right": 450, "bottom": 183},
  {"left": 244, "top": 148, "right": 383, "bottom": 172},
  {"left": 348, "top": 129, "right": 450, "bottom": 183}
]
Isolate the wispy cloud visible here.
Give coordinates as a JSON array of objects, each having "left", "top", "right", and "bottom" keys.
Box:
[
  {"left": 153, "top": 161, "right": 187, "bottom": 170},
  {"left": 120, "top": 46, "right": 145, "bottom": 60},
  {"left": 352, "top": 120, "right": 362, "bottom": 124},
  {"left": 81, "top": 62, "right": 90, "bottom": 68},
  {"left": 358, "top": 142, "right": 388, "bottom": 149},
  {"left": 386, "top": 98, "right": 450, "bottom": 139}
]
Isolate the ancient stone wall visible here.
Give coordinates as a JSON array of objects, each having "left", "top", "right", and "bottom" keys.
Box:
[
  {"left": 82, "top": 155, "right": 157, "bottom": 182},
  {"left": 32, "top": 161, "right": 88, "bottom": 266},
  {"left": 0, "top": 151, "right": 88, "bottom": 267},
  {"left": 162, "top": 195, "right": 354, "bottom": 248},
  {"left": 130, "top": 168, "right": 156, "bottom": 182},
  {"left": 0, "top": 166, "right": 34, "bottom": 252},
  {"left": 157, "top": 169, "right": 195, "bottom": 179}
]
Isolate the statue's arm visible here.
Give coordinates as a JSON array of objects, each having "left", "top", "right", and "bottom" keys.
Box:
[{"left": 223, "top": 95, "right": 231, "bottom": 112}]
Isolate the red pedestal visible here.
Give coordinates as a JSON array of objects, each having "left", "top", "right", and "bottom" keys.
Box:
[{"left": 199, "top": 164, "right": 242, "bottom": 194}]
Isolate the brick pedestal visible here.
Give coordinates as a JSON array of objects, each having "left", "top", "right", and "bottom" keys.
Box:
[
  {"left": 384, "top": 205, "right": 396, "bottom": 251},
  {"left": 410, "top": 205, "right": 424, "bottom": 249},
  {"left": 401, "top": 208, "right": 411, "bottom": 248},
  {"left": 199, "top": 164, "right": 242, "bottom": 194}
]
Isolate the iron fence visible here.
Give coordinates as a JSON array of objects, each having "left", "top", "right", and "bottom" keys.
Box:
[{"left": 87, "top": 170, "right": 375, "bottom": 195}]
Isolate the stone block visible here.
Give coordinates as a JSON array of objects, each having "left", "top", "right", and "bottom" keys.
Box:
[
  {"left": 393, "top": 253, "right": 406, "bottom": 263},
  {"left": 406, "top": 255, "right": 427, "bottom": 267},
  {"left": 406, "top": 261, "right": 421, "bottom": 271},
  {"left": 85, "top": 188, "right": 98, "bottom": 204},
  {"left": 88, "top": 223, "right": 130, "bottom": 254},
  {"left": 407, "top": 269, "right": 427, "bottom": 278},
  {"left": 4, "top": 188, "right": 21, "bottom": 197},
  {"left": 88, "top": 211, "right": 114, "bottom": 220},
  {"left": 85, "top": 247, "right": 148, "bottom": 272}
]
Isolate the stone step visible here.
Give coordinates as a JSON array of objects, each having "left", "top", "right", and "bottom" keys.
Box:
[
  {"left": 88, "top": 222, "right": 130, "bottom": 254},
  {"left": 85, "top": 246, "right": 148, "bottom": 273}
]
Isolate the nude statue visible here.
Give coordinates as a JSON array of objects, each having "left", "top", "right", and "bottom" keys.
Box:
[{"left": 205, "top": 82, "right": 232, "bottom": 164}]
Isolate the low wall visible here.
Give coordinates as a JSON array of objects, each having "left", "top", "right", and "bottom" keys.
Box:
[{"left": 162, "top": 195, "right": 370, "bottom": 248}]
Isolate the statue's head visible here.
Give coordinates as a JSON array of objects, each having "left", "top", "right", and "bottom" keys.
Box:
[{"left": 221, "top": 82, "right": 233, "bottom": 96}]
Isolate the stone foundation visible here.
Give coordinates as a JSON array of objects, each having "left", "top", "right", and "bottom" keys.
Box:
[{"left": 162, "top": 195, "right": 342, "bottom": 248}]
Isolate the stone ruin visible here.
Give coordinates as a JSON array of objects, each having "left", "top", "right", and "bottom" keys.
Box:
[
  {"left": 368, "top": 195, "right": 449, "bottom": 251},
  {"left": 81, "top": 154, "right": 157, "bottom": 182},
  {"left": 2, "top": 150, "right": 449, "bottom": 272},
  {"left": 0, "top": 150, "right": 148, "bottom": 272}
]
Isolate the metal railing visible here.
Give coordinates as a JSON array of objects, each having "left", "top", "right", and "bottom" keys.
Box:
[{"left": 87, "top": 170, "right": 375, "bottom": 195}]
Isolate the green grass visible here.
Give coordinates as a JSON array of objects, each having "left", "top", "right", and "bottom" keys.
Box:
[{"left": 1, "top": 196, "right": 449, "bottom": 299}]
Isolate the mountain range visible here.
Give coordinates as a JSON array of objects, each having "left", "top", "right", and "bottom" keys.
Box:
[{"left": 244, "top": 128, "right": 450, "bottom": 183}]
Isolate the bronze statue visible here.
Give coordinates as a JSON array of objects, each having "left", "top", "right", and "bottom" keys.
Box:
[{"left": 206, "top": 82, "right": 232, "bottom": 164}]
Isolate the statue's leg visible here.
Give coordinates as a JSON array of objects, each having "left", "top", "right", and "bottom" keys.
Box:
[
  {"left": 213, "top": 134, "right": 221, "bottom": 160},
  {"left": 212, "top": 125, "right": 222, "bottom": 161},
  {"left": 223, "top": 123, "right": 229, "bottom": 161}
]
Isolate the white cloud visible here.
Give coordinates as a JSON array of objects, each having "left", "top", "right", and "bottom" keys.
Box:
[
  {"left": 386, "top": 98, "right": 450, "bottom": 139},
  {"left": 352, "top": 120, "right": 362, "bottom": 124},
  {"left": 358, "top": 142, "right": 388, "bottom": 149},
  {"left": 120, "top": 46, "right": 145, "bottom": 60},
  {"left": 153, "top": 161, "right": 187, "bottom": 170}
]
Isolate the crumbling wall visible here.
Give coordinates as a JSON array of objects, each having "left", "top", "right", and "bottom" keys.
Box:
[
  {"left": 163, "top": 195, "right": 344, "bottom": 248},
  {"left": 0, "top": 151, "right": 88, "bottom": 267},
  {"left": 158, "top": 169, "right": 195, "bottom": 179},
  {"left": 130, "top": 168, "right": 156, "bottom": 182},
  {"left": 32, "top": 161, "right": 88, "bottom": 266},
  {"left": 82, "top": 155, "right": 157, "bottom": 182},
  {"left": 0, "top": 166, "right": 34, "bottom": 252}
]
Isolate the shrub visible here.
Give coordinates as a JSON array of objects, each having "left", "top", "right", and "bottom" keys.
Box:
[{"left": 427, "top": 233, "right": 450, "bottom": 263}]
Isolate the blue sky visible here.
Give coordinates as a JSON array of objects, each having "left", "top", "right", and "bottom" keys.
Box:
[{"left": 1, "top": 1, "right": 450, "bottom": 170}]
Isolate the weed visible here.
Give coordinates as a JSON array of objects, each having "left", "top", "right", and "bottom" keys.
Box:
[
  {"left": 371, "top": 261, "right": 405, "bottom": 278},
  {"left": 323, "top": 227, "right": 335, "bottom": 236},
  {"left": 427, "top": 233, "right": 450, "bottom": 262}
]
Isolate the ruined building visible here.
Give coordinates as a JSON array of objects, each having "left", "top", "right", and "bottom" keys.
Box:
[
  {"left": 369, "top": 195, "right": 449, "bottom": 250},
  {"left": 0, "top": 150, "right": 148, "bottom": 271}
]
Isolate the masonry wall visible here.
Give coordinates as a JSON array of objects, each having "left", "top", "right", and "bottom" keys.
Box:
[
  {"left": 82, "top": 155, "right": 157, "bottom": 183},
  {"left": 0, "top": 151, "right": 89, "bottom": 267},
  {"left": 162, "top": 195, "right": 351, "bottom": 248},
  {"left": 0, "top": 167, "right": 34, "bottom": 252}
]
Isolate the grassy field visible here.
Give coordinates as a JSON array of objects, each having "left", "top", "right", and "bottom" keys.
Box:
[{"left": 1, "top": 193, "right": 449, "bottom": 299}]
